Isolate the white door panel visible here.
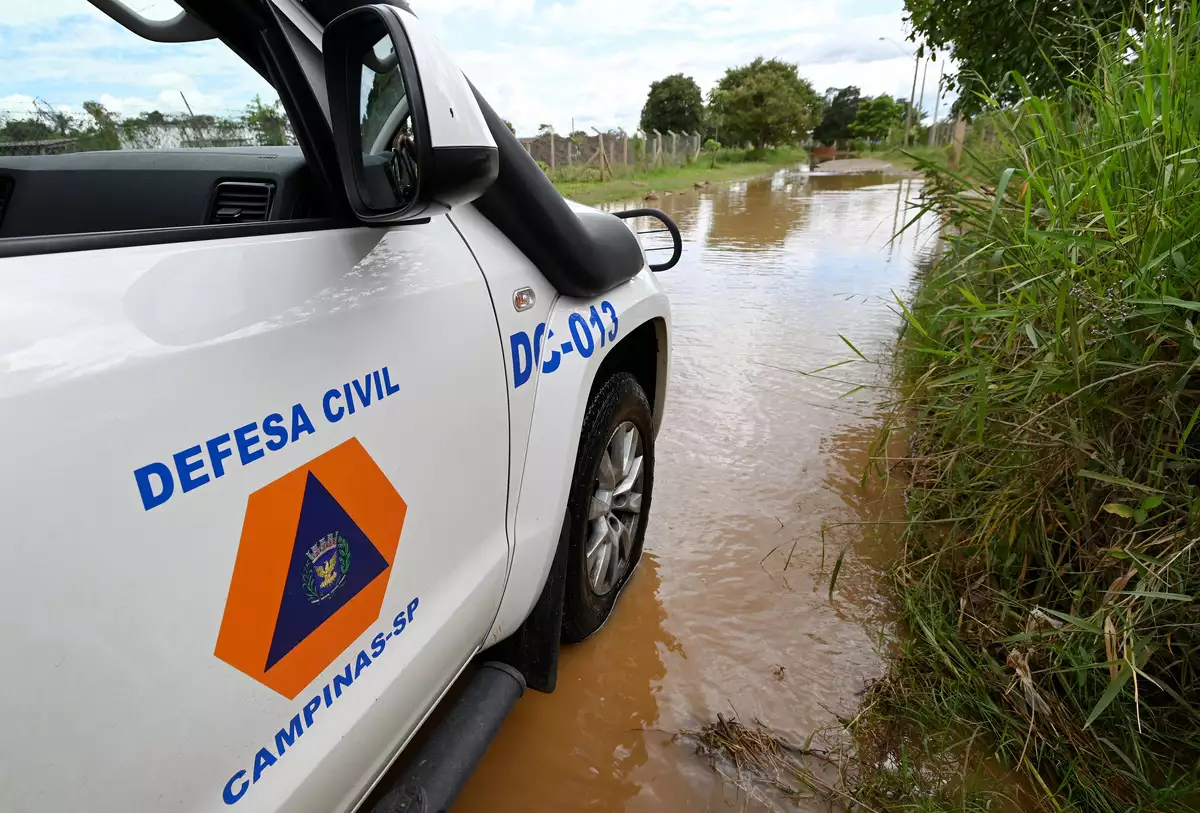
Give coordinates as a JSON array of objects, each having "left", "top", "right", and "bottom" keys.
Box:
[{"left": 0, "top": 220, "right": 509, "bottom": 812}]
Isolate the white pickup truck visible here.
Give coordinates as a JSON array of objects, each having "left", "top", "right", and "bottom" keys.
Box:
[{"left": 0, "top": 2, "right": 678, "bottom": 811}]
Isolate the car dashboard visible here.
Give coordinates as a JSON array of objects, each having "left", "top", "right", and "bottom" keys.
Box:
[{"left": 0, "top": 146, "right": 321, "bottom": 239}]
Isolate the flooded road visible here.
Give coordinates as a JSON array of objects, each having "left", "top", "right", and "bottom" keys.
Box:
[{"left": 456, "top": 168, "right": 935, "bottom": 811}]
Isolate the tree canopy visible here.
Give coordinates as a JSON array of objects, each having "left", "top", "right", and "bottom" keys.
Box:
[
  {"left": 710, "top": 58, "right": 820, "bottom": 148},
  {"left": 812, "top": 86, "right": 861, "bottom": 145},
  {"left": 639, "top": 73, "right": 704, "bottom": 135},
  {"left": 850, "top": 94, "right": 906, "bottom": 141},
  {"left": 905, "top": 0, "right": 1132, "bottom": 113}
]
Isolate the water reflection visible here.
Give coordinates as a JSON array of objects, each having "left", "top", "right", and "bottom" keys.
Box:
[{"left": 461, "top": 168, "right": 938, "bottom": 811}]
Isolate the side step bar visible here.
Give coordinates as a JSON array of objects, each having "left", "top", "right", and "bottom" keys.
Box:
[{"left": 368, "top": 662, "right": 526, "bottom": 813}]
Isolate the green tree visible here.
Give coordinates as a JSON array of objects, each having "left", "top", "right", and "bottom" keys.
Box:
[
  {"left": 0, "top": 116, "right": 54, "bottom": 142},
  {"left": 639, "top": 73, "right": 704, "bottom": 135},
  {"left": 812, "top": 86, "right": 861, "bottom": 145},
  {"left": 245, "top": 95, "right": 288, "bottom": 146},
  {"left": 711, "top": 58, "right": 820, "bottom": 149},
  {"left": 0, "top": 98, "right": 77, "bottom": 143},
  {"left": 849, "top": 94, "right": 905, "bottom": 141},
  {"left": 81, "top": 101, "right": 121, "bottom": 151},
  {"left": 905, "top": 0, "right": 1132, "bottom": 113}
]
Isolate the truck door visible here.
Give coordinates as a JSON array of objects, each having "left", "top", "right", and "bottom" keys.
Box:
[
  {"left": 0, "top": 218, "right": 511, "bottom": 813},
  {"left": 0, "top": 11, "right": 510, "bottom": 812}
]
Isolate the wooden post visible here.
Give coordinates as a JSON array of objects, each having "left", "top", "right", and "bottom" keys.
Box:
[
  {"left": 591, "top": 127, "right": 610, "bottom": 180},
  {"left": 549, "top": 131, "right": 555, "bottom": 172},
  {"left": 620, "top": 128, "right": 628, "bottom": 165},
  {"left": 669, "top": 130, "right": 677, "bottom": 161},
  {"left": 949, "top": 113, "right": 966, "bottom": 170},
  {"left": 693, "top": 131, "right": 702, "bottom": 159},
  {"left": 652, "top": 129, "right": 663, "bottom": 167}
]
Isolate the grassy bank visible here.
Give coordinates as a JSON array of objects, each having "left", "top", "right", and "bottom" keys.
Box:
[
  {"left": 852, "top": 6, "right": 1200, "bottom": 811},
  {"left": 551, "top": 146, "right": 806, "bottom": 205},
  {"left": 870, "top": 144, "right": 952, "bottom": 171}
]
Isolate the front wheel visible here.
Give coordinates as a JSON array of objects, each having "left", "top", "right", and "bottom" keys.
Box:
[{"left": 562, "top": 372, "right": 655, "bottom": 643}]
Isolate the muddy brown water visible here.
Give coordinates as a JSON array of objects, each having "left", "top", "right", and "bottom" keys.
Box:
[{"left": 455, "top": 169, "right": 936, "bottom": 812}]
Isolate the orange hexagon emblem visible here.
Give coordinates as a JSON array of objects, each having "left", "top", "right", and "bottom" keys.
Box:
[{"left": 214, "top": 438, "right": 406, "bottom": 699}]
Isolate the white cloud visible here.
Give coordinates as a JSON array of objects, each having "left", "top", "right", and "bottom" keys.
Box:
[
  {"left": 0, "top": 0, "right": 181, "bottom": 25},
  {"left": 410, "top": 0, "right": 958, "bottom": 136},
  {"left": 0, "top": 0, "right": 104, "bottom": 25}
]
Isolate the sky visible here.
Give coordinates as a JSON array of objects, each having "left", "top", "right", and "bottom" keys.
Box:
[{"left": 0, "top": 0, "right": 957, "bottom": 137}]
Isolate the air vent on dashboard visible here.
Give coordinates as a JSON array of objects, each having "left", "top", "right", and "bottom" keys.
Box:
[
  {"left": 208, "top": 181, "right": 274, "bottom": 224},
  {"left": 0, "top": 176, "right": 12, "bottom": 230}
]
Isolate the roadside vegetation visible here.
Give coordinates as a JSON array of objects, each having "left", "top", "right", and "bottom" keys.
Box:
[
  {"left": 551, "top": 146, "right": 806, "bottom": 205},
  {"left": 850, "top": 4, "right": 1200, "bottom": 810},
  {"left": 0, "top": 96, "right": 289, "bottom": 150},
  {"left": 550, "top": 58, "right": 817, "bottom": 204}
]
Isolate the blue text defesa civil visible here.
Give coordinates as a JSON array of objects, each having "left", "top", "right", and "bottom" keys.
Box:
[{"left": 134, "top": 367, "right": 399, "bottom": 511}]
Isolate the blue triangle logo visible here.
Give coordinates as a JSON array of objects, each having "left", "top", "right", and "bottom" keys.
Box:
[{"left": 265, "top": 472, "right": 389, "bottom": 671}]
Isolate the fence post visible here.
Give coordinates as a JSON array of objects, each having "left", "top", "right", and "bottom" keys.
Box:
[
  {"left": 652, "top": 129, "right": 662, "bottom": 167},
  {"left": 693, "top": 131, "right": 701, "bottom": 159},
  {"left": 591, "top": 127, "right": 609, "bottom": 180},
  {"left": 549, "top": 131, "right": 555, "bottom": 172},
  {"left": 619, "top": 128, "right": 628, "bottom": 165},
  {"left": 668, "top": 130, "right": 677, "bottom": 162}
]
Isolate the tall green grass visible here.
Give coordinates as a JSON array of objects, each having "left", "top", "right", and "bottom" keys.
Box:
[{"left": 857, "top": 5, "right": 1200, "bottom": 810}]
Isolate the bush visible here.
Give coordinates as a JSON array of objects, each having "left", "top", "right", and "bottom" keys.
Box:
[{"left": 859, "top": 5, "right": 1200, "bottom": 810}]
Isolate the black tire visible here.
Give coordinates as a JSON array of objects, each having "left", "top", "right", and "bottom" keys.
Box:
[{"left": 562, "top": 372, "right": 655, "bottom": 644}]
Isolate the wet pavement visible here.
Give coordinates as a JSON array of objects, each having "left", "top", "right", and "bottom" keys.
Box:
[{"left": 456, "top": 168, "right": 936, "bottom": 812}]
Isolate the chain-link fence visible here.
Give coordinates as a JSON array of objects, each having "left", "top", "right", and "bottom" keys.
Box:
[{"left": 517, "top": 129, "right": 703, "bottom": 172}]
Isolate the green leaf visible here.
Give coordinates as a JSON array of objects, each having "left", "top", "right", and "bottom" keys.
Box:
[
  {"left": 1095, "top": 180, "right": 1118, "bottom": 238},
  {"left": 1102, "top": 503, "right": 1134, "bottom": 518},
  {"left": 1085, "top": 663, "right": 1132, "bottom": 729},
  {"left": 1116, "top": 590, "right": 1194, "bottom": 602},
  {"left": 987, "top": 167, "right": 1017, "bottom": 233},
  {"left": 1039, "top": 607, "right": 1103, "bottom": 635},
  {"left": 828, "top": 544, "right": 849, "bottom": 600},
  {"left": 1133, "top": 508, "right": 1148, "bottom": 524},
  {"left": 1139, "top": 495, "right": 1165, "bottom": 511},
  {"left": 837, "top": 334, "right": 869, "bottom": 363},
  {"left": 1079, "top": 470, "right": 1163, "bottom": 493},
  {"left": 1129, "top": 296, "right": 1200, "bottom": 312}
]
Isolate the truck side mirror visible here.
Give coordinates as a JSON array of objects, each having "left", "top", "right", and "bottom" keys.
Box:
[{"left": 323, "top": 4, "right": 499, "bottom": 224}]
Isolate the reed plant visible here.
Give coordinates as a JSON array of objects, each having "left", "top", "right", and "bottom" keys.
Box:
[{"left": 858, "top": 5, "right": 1200, "bottom": 809}]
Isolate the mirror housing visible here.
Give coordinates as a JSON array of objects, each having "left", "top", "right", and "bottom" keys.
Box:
[{"left": 323, "top": 5, "right": 499, "bottom": 224}]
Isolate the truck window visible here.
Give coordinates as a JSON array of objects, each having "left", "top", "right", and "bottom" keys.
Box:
[
  {"left": 0, "top": 2, "right": 323, "bottom": 248},
  {"left": 1, "top": 4, "right": 291, "bottom": 154}
]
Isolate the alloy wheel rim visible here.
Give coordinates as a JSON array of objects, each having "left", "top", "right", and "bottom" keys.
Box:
[{"left": 586, "top": 421, "right": 644, "bottom": 595}]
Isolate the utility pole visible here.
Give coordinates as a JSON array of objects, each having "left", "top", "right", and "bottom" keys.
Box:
[
  {"left": 916, "top": 58, "right": 929, "bottom": 141},
  {"left": 929, "top": 66, "right": 944, "bottom": 146},
  {"left": 881, "top": 37, "right": 920, "bottom": 149},
  {"left": 904, "top": 54, "right": 919, "bottom": 148}
]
